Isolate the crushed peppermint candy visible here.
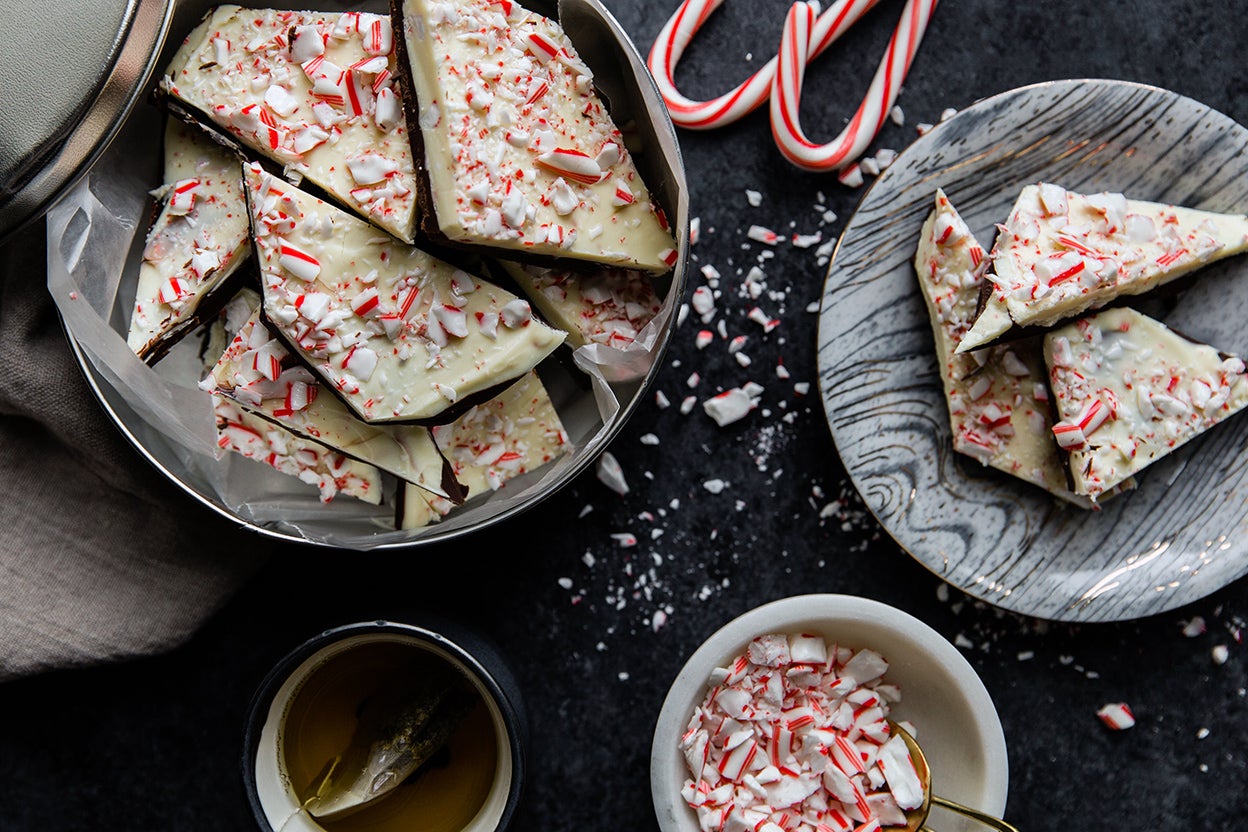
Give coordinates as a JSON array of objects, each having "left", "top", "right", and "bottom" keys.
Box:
[
  {"left": 703, "top": 383, "right": 764, "bottom": 426},
  {"left": 680, "top": 634, "right": 924, "bottom": 832},
  {"left": 1096, "top": 702, "right": 1135, "bottom": 730}
]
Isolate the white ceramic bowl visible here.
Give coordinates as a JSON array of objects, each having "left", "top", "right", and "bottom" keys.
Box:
[{"left": 650, "top": 594, "right": 1009, "bottom": 832}]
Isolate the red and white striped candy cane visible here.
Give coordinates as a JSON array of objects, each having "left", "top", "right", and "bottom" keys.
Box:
[
  {"left": 771, "top": 0, "right": 937, "bottom": 171},
  {"left": 648, "top": 0, "right": 884, "bottom": 130}
]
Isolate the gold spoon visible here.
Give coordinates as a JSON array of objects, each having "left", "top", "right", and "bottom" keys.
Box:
[{"left": 888, "top": 720, "right": 1020, "bottom": 832}]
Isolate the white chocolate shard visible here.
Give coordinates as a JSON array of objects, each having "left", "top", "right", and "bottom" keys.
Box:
[
  {"left": 162, "top": 6, "right": 418, "bottom": 242},
  {"left": 243, "top": 163, "right": 566, "bottom": 424},
  {"left": 959, "top": 183, "right": 1248, "bottom": 351},
  {"left": 399, "top": 370, "right": 568, "bottom": 529},
  {"left": 1044, "top": 306, "right": 1248, "bottom": 501},
  {"left": 915, "top": 189, "right": 1103, "bottom": 507},
  {"left": 498, "top": 261, "right": 661, "bottom": 349},
  {"left": 200, "top": 299, "right": 459, "bottom": 500},
  {"left": 213, "top": 396, "right": 383, "bottom": 504},
  {"left": 396, "top": 0, "right": 677, "bottom": 272},
  {"left": 128, "top": 119, "right": 249, "bottom": 361}
]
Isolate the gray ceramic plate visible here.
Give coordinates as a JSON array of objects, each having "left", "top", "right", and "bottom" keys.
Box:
[{"left": 818, "top": 79, "right": 1248, "bottom": 622}]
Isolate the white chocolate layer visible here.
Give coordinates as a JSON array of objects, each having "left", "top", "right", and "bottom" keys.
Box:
[
  {"left": 201, "top": 299, "right": 455, "bottom": 498},
  {"left": 400, "top": 370, "right": 568, "bottom": 528},
  {"left": 1045, "top": 307, "right": 1248, "bottom": 500},
  {"left": 499, "top": 261, "right": 660, "bottom": 349},
  {"left": 915, "top": 189, "right": 1093, "bottom": 506},
  {"left": 214, "top": 396, "right": 382, "bottom": 504},
  {"left": 162, "top": 6, "right": 418, "bottom": 242},
  {"left": 128, "top": 120, "right": 249, "bottom": 360},
  {"left": 959, "top": 183, "right": 1248, "bottom": 351},
  {"left": 245, "top": 163, "right": 565, "bottom": 423},
  {"left": 397, "top": 0, "right": 677, "bottom": 272}
]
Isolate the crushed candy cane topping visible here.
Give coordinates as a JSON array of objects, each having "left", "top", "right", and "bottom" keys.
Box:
[
  {"left": 502, "top": 262, "right": 662, "bottom": 350},
  {"left": 1045, "top": 306, "right": 1248, "bottom": 500},
  {"left": 398, "top": 0, "right": 675, "bottom": 272},
  {"left": 161, "top": 7, "right": 417, "bottom": 241},
  {"left": 960, "top": 183, "right": 1248, "bottom": 351},
  {"left": 914, "top": 190, "right": 1087, "bottom": 504},
  {"left": 128, "top": 122, "right": 249, "bottom": 359},
  {"left": 680, "top": 633, "right": 924, "bottom": 832},
  {"left": 244, "top": 164, "right": 564, "bottom": 423},
  {"left": 213, "top": 396, "right": 381, "bottom": 505}
]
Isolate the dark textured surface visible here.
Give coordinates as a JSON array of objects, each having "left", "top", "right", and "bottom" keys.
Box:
[{"left": 2, "top": 0, "right": 1248, "bottom": 830}]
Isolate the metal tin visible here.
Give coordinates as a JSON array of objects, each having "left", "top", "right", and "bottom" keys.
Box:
[
  {"left": 0, "top": 0, "right": 173, "bottom": 244},
  {"left": 50, "top": 0, "right": 689, "bottom": 549}
]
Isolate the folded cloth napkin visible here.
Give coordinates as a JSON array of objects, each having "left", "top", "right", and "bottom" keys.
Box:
[{"left": 0, "top": 221, "right": 263, "bottom": 681}]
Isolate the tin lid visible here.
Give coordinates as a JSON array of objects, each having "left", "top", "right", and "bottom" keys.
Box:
[{"left": 0, "top": 0, "right": 172, "bottom": 244}]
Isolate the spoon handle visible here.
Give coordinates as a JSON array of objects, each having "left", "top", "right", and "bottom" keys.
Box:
[{"left": 930, "top": 795, "right": 1020, "bottom": 832}]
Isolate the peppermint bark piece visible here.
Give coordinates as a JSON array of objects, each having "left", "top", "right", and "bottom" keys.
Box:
[
  {"left": 399, "top": 370, "right": 568, "bottom": 529},
  {"left": 959, "top": 183, "right": 1248, "bottom": 351},
  {"left": 162, "top": 6, "right": 418, "bottom": 242},
  {"left": 128, "top": 119, "right": 250, "bottom": 362},
  {"left": 214, "top": 396, "right": 383, "bottom": 504},
  {"left": 394, "top": 0, "right": 678, "bottom": 273},
  {"left": 202, "top": 300, "right": 464, "bottom": 502},
  {"left": 1045, "top": 307, "right": 1248, "bottom": 501},
  {"left": 915, "top": 189, "right": 1095, "bottom": 506},
  {"left": 497, "top": 260, "right": 661, "bottom": 349},
  {"left": 245, "top": 164, "right": 566, "bottom": 424}
]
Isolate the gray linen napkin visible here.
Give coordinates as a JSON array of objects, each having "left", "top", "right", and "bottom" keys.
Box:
[{"left": 0, "top": 221, "right": 263, "bottom": 681}]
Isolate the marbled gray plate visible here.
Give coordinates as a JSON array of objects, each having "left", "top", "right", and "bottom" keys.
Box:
[{"left": 818, "top": 79, "right": 1248, "bottom": 622}]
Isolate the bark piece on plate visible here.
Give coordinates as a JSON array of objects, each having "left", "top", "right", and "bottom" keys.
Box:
[
  {"left": 161, "top": 6, "right": 418, "bottom": 242},
  {"left": 244, "top": 163, "right": 565, "bottom": 425},
  {"left": 959, "top": 183, "right": 1248, "bottom": 351},
  {"left": 915, "top": 188, "right": 1106, "bottom": 507},
  {"left": 214, "top": 396, "right": 383, "bottom": 504},
  {"left": 496, "top": 260, "right": 660, "bottom": 350},
  {"left": 1045, "top": 306, "right": 1248, "bottom": 501},
  {"left": 128, "top": 119, "right": 250, "bottom": 363},
  {"left": 399, "top": 369, "right": 568, "bottom": 529},
  {"left": 201, "top": 294, "right": 464, "bottom": 502},
  {"left": 393, "top": 0, "right": 677, "bottom": 273}
]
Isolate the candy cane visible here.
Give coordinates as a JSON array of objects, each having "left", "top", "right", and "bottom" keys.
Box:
[
  {"left": 770, "top": 0, "right": 938, "bottom": 171},
  {"left": 648, "top": 0, "right": 884, "bottom": 130}
]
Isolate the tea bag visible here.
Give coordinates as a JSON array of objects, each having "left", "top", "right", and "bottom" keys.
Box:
[{"left": 304, "top": 663, "right": 476, "bottom": 819}]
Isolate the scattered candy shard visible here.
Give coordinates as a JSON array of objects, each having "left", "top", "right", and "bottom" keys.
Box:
[
  {"left": 914, "top": 189, "right": 1102, "bottom": 507},
  {"left": 703, "top": 383, "right": 762, "bottom": 426},
  {"left": 394, "top": 0, "right": 677, "bottom": 272},
  {"left": 201, "top": 298, "right": 462, "bottom": 501},
  {"left": 596, "top": 451, "right": 629, "bottom": 495},
  {"left": 398, "top": 371, "right": 569, "bottom": 529},
  {"left": 161, "top": 6, "right": 418, "bottom": 242},
  {"left": 959, "top": 183, "right": 1248, "bottom": 351},
  {"left": 1045, "top": 307, "right": 1248, "bottom": 501},
  {"left": 497, "top": 261, "right": 662, "bottom": 351},
  {"left": 679, "top": 634, "right": 922, "bottom": 832},
  {"left": 128, "top": 119, "right": 250, "bottom": 362},
  {"left": 1096, "top": 702, "right": 1135, "bottom": 730},
  {"left": 244, "top": 164, "right": 565, "bottom": 424},
  {"left": 213, "top": 396, "right": 382, "bottom": 504}
]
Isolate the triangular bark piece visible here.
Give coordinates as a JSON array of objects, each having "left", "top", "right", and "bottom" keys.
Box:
[
  {"left": 915, "top": 189, "right": 1105, "bottom": 507},
  {"left": 1045, "top": 307, "right": 1248, "bottom": 501},
  {"left": 393, "top": 0, "right": 677, "bottom": 272},
  {"left": 244, "top": 163, "right": 565, "bottom": 424},
  {"left": 959, "top": 183, "right": 1248, "bottom": 351},
  {"left": 128, "top": 119, "right": 251, "bottom": 363}
]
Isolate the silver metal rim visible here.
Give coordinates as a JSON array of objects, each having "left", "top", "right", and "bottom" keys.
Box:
[{"left": 0, "top": 0, "right": 173, "bottom": 244}]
